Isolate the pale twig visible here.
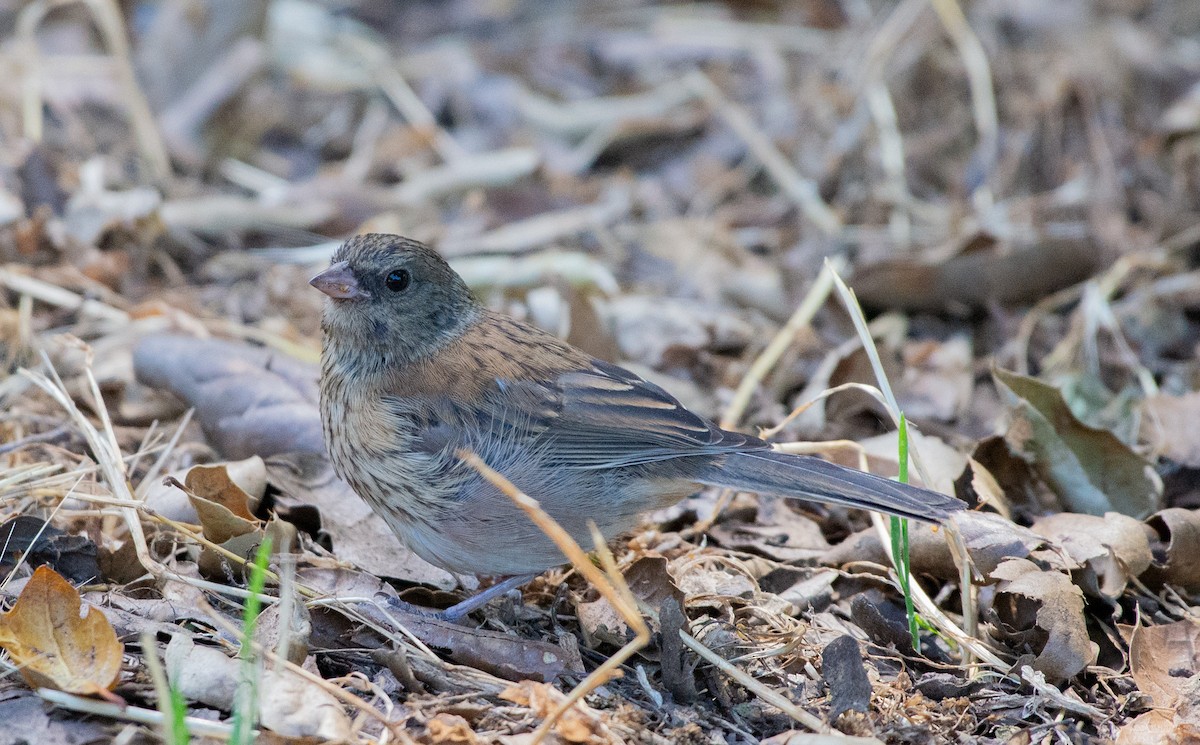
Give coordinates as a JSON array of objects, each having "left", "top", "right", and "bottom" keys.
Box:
[
  {"left": 40, "top": 689, "right": 241, "bottom": 740},
  {"left": 0, "top": 267, "right": 130, "bottom": 324},
  {"left": 685, "top": 70, "right": 841, "bottom": 235},
  {"left": 438, "top": 189, "right": 632, "bottom": 256},
  {"left": 679, "top": 628, "right": 826, "bottom": 732},
  {"left": 518, "top": 78, "right": 697, "bottom": 136},
  {"left": 393, "top": 148, "right": 541, "bottom": 204},
  {"left": 457, "top": 450, "right": 649, "bottom": 745}
]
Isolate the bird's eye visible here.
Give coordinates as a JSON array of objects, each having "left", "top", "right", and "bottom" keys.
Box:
[{"left": 385, "top": 269, "right": 411, "bottom": 292}]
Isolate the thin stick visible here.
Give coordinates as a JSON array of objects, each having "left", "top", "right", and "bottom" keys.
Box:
[
  {"left": 457, "top": 450, "right": 649, "bottom": 745},
  {"left": 679, "top": 629, "right": 826, "bottom": 732}
]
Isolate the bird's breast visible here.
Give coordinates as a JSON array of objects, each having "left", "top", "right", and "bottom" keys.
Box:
[{"left": 319, "top": 366, "right": 455, "bottom": 531}]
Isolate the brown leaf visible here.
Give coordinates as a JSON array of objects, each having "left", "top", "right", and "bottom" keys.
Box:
[
  {"left": 994, "top": 368, "right": 1161, "bottom": 518},
  {"left": 1030, "top": 512, "right": 1153, "bottom": 598},
  {"left": 990, "top": 558, "right": 1098, "bottom": 683},
  {"left": 185, "top": 462, "right": 261, "bottom": 520},
  {"left": 576, "top": 556, "right": 685, "bottom": 647},
  {"left": 0, "top": 566, "right": 123, "bottom": 694},
  {"left": 426, "top": 713, "right": 482, "bottom": 745},
  {"left": 1144, "top": 508, "right": 1200, "bottom": 590},
  {"left": 1119, "top": 619, "right": 1200, "bottom": 709}
]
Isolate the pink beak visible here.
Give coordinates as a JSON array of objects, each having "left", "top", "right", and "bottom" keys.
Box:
[{"left": 310, "top": 261, "right": 369, "bottom": 300}]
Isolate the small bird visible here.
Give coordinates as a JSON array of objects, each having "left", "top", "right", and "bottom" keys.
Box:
[{"left": 312, "top": 234, "right": 964, "bottom": 617}]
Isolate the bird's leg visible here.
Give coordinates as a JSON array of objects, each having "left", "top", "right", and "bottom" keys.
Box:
[
  {"left": 377, "top": 573, "right": 537, "bottom": 622},
  {"left": 439, "top": 573, "right": 537, "bottom": 621}
]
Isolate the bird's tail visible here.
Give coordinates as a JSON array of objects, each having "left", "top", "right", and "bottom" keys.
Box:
[{"left": 695, "top": 449, "right": 965, "bottom": 523}]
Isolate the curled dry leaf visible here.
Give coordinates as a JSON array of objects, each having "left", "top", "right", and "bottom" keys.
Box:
[
  {"left": 989, "top": 558, "right": 1098, "bottom": 683},
  {"left": 134, "top": 334, "right": 324, "bottom": 459},
  {"left": 1143, "top": 508, "right": 1200, "bottom": 589},
  {"left": 994, "top": 368, "right": 1161, "bottom": 519},
  {"left": 426, "top": 713, "right": 482, "bottom": 745},
  {"left": 184, "top": 459, "right": 267, "bottom": 519},
  {"left": 144, "top": 457, "right": 268, "bottom": 524},
  {"left": 0, "top": 566, "right": 123, "bottom": 694},
  {"left": 1030, "top": 512, "right": 1153, "bottom": 598},
  {"left": 1119, "top": 618, "right": 1200, "bottom": 709}
]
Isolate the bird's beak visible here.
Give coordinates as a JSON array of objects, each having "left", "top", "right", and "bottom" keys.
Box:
[{"left": 310, "top": 261, "right": 369, "bottom": 300}]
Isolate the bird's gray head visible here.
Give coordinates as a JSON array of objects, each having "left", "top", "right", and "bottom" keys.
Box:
[{"left": 311, "top": 234, "right": 480, "bottom": 372}]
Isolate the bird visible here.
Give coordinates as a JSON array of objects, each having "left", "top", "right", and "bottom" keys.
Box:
[{"left": 311, "top": 234, "right": 965, "bottom": 619}]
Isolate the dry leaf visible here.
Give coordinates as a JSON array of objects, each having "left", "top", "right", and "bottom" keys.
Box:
[
  {"left": 500, "top": 681, "right": 617, "bottom": 744},
  {"left": 1030, "top": 512, "right": 1153, "bottom": 598},
  {"left": 184, "top": 459, "right": 267, "bottom": 519},
  {"left": 1144, "top": 508, "right": 1200, "bottom": 589},
  {"left": 994, "top": 367, "right": 1161, "bottom": 519},
  {"left": 990, "top": 558, "right": 1098, "bottom": 683},
  {"left": 0, "top": 566, "right": 123, "bottom": 694},
  {"left": 1119, "top": 619, "right": 1200, "bottom": 709},
  {"left": 576, "top": 556, "right": 684, "bottom": 648},
  {"left": 1141, "top": 392, "right": 1200, "bottom": 468},
  {"left": 426, "top": 713, "right": 482, "bottom": 745}
]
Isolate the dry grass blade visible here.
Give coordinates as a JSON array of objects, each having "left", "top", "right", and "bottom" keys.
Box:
[
  {"left": 18, "top": 0, "right": 169, "bottom": 177},
  {"left": 457, "top": 450, "right": 650, "bottom": 745},
  {"left": 19, "top": 350, "right": 164, "bottom": 582},
  {"left": 825, "top": 263, "right": 999, "bottom": 669},
  {"left": 39, "top": 688, "right": 239, "bottom": 739}
]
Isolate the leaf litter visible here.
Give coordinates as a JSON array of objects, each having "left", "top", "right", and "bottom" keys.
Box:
[{"left": 2, "top": 0, "right": 1200, "bottom": 742}]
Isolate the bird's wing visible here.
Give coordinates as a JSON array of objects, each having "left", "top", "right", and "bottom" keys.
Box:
[{"left": 478, "top": 359, "right": 760, "bottom": 470}]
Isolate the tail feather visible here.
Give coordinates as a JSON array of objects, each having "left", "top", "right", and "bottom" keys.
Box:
[{"left": 696, "top": 449, "right": 965, "bottom": 523}]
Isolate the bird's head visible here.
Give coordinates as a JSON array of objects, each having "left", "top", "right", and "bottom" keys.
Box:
[{"left": 311, "top": 234, "right": 480, "bottom": 368}]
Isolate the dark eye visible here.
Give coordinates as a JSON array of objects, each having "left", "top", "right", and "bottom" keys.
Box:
[{"left": 385, "top": 269, "right": 411, "bottom": 292}]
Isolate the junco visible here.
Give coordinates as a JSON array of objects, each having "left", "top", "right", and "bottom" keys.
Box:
[{"left": 312, "top": 234, "right": 964, "bottom": 617}]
